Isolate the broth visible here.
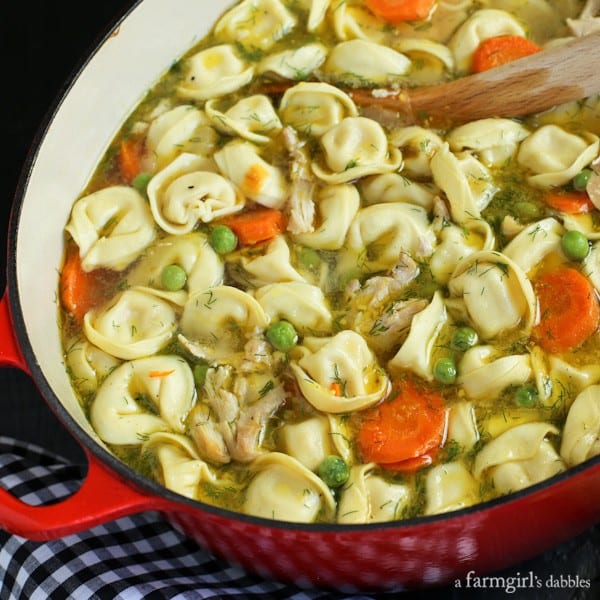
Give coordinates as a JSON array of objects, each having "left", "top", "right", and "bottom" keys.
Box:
[{"left": 60, "top": 0, "right": 600, "bottom": 523}]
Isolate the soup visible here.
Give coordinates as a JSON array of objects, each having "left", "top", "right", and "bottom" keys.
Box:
[{"left": 60, "top": 0, "right": 600, "bottom": 524}]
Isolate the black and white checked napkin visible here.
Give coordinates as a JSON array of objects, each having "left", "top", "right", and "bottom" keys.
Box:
[
  {"left": 0, "top": 437, "right": 404, "bottom": 600},
  {"left": 1, "top": 436, "right": 599, "bottom": 600}
]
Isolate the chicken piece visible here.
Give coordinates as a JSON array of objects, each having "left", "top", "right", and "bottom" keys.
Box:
[
  {"left": 366, "top": 298, "right": 429, "bottom": 355},
  {"left": 191, "top": 366, "right": 286, "bottom": 464},
  {"left": 232, "top": 384, "right": 287, "bottom": 462},
  {"left": 568, "top": 0, "right": 600, "bottom": 36},
  {"left": 188, "top": 402, "right": 230, "bottom": 464},
  {"left": 344, "top": 253, "right": 424, "bottom": 356},
  {"left": 283, "top": 126, "right": 316, "bottom": 234},
  {"left": 345, "top": 252, "right": 420, "bottom": 312}
]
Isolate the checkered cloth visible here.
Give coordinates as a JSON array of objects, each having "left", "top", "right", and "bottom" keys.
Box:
[{"left": 0, "top": 436, "right": 392, "bottom": 600}]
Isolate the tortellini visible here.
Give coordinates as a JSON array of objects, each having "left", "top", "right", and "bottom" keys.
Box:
[
  {"left": 257, "top": 43, "right": 328, "bottom": 80},
  {"left": 337, "top": 464, "right": 411, "bottom": 524},
  {"left": 431, "top": 143, "right": 498, "bottom": 225},
  {"left": 238, "top": 236, "right": 305, "bottom": 286},
  {"left": 254, "top": 281, "right": 332, "bottom": 333},
  {"left": 244, "top": 453, "right": 335, "bottom": 522},
  {"left": 64, "top": 337, "right": 121, "bottom": 395},
  {"left": 90, "top": 355, "right": 196, "bottom": 445},
  {"left": 148, "top": 153, "right": 245, "bottom": 233},
  {"left": 322, "top": 40, "right": 411, "bottom": 86},
  {"left": 393, "top": 38, "right": 454, "bottom": 85},
  {"left": 517, "top": 125, "right": 599, "bottom": 188},
  {"left": 560, "top": 385, "right": 600, "bottom": 466},
  {"left": 503, "top": 218, "right": 563, "bottom": 274},
  {"left": 447, "top": 118, "right": 531, "bottom": 167},
  {"left": 330, "top": 0, "right": 388, "bottom": 43},
  {"left": 360, "top": 175, "right": 436, "bottom": 210},
  {"left": 474, "top": 422, "right": 565, "bottom": 494},
  {"left": 144, "top": 105, "right": 218, "bottom": 172},
  {"left": 290, "top": 330, "right": 391, "bottom": 413},
  {"left": 144, "top": 432, "right": 216, "bottom": 499},
  {"left": 292, "top": 184, "right": 360, "bottom": 250},
  {"left": 448, "top": 9, "right": 528, "bottom": 73},
  {"left": 214, "top": 141, "right": 289, "bottom": 209},
  {"left": 279, "top": 82, "right": 358, "bottom": 137},
  {"left": 425, "top": 462, "right": 479, "bottom": 515},
  {"left": 280, "top": 416, "right": 334, "bottom": 472},
  {"left": 177, "top": 45, "right": 254, "bottom": 100},
  {"left": 447, "top": 251, "right": 537, "bottom": 340},
  {"left": 127, "top": 233, "right": 224, "bottom": 294},
  {"left": 388, "top": 291, "right": 447, "bottom": 381},
  {"left": 215, "top": 0, "right": 297, "bottom": 52},
  {"left": 65, "top": 186, "right": 156, "bottom": 272},
  {"left": 343, "top": 202, "right": 435, "bottom": 273},
  {"left": 389, "top": 126, "right": 444, "bottom": 180},
  {"left": 457, "top": 345, "right": 532, "bottom": 400},
  {"left": 83, "top": 289, "right": 177, "bottom": 360},
  {"left": 312, "top": 117, "right": 403, "bottom": 184},
  {"left": 205, "top": 95, "right": 282, "bottom": 144},
  {"left": 180, "top": 286, "right": 268, "bottom": 356}
]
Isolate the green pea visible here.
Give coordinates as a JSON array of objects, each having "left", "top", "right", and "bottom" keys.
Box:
[
  {"left": 515, "top": 384, "right": 538, "bottom": 408},
  {"left": 434, "top": 357, "right": 457, "bottom": 384},
  {"left": 514, "top": 201, "right": 541, "bottom": 221},
  {"left": 266, "top": 320, "right": 298, "bottom": 352},
  {"left": 161, "top": 264, "right": 187, "bottom": 291},
  {"left": 132, "top": 172, "right": 152, "bottom": 194},
  {"left": 298, "top": 247, "right": 321, "bottom": 272},
  {"left": 573, "top": 169, "right": 593, "bottom": 191},
  {"left": 210, "top": 225, "right": 238, "bottom": 254},
  {"left": 318, "top": 455, "right": 349, "bottom": 488},
  {"left": 561, "top": 230, "right": 590, "bottom": 261},
  {"left": 193, "top": 364, "right": 210, "bottom": 388},
  {"left": 451, "top": 327, "right": 479, "bottom": 352}
]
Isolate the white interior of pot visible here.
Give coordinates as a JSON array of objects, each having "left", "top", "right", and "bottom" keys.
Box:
[{"left": 15, "top": 0, "right": 233, "bottom": 442}]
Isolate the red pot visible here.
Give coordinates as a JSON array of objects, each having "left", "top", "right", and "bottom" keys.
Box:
[{"left": 1, "top": 0, "right": 599, "bottom": 591}]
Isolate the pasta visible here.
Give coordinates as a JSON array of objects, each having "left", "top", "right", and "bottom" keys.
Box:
[{"left": 60, "top": 0, "right": 600, "bottom": 524}]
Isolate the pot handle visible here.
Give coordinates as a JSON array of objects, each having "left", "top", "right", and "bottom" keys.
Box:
[
  {"left": 0, "top": 291, "right": 29, "bottom": 373},
  {"left": 0, "top": 291, "right": 174, "bottom": 538},
  {"left": 0, "top": 447, "right": 173, "bottom": 540}
]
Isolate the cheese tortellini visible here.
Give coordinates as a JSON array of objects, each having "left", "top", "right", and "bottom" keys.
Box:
[
  {"left": 61, "top": 0, "right": 600, "bottom": 524},
  {"left": 148, "top": 153, "right": 245, "bottom": 233},
  {"left": 290, "top": 330, "right": 391, "bottom": 413},
  {"left": 66, "top": 186, "right": 156, "bottom": 272}
]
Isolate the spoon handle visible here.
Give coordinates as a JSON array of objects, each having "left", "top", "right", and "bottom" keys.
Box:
[{"left": 407, "top": 30, "right": 600, "bottom": 121}]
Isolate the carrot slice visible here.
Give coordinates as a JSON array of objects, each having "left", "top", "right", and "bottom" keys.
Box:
[
  {"left": 148, "top": 370, "right": 175, "bottom": 378},
  {"left": 379, "top": 451, "right": 436, "bottom": 473},
  {"left": 223, "top": 208, "right": 287, "bottom": 246},
  {"left": 118, "top": 139, "right": 143, "bottom": 184},
  {"left": 533, "top": 267, "right": 600, "bottom": 354},
  {"left": 543, "top": 191, "right": 595, "bottom": 215},
  {"left": 59, "top": 248, "right": 98, "bottom": 322},
  {"left": 358, "top": 379, "right": 447, "bottom": 466},
  {"left": 471, "top": 35, "right": 542, "bottom": 73},
  {"left": 366, "top": 0, "right": 436, "bottom": 22}
]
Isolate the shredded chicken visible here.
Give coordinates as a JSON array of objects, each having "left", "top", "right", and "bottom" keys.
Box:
[
  {"left": 568, "top": 0, "right": 600, "bottom": 36},
  {"left": 366, "top": 298, "right": 429, "bottom": 354},
  {"left": 344, "top": 252, "right": 425, "bottom": 357},
  {"left": 431, "top": 195, "right": 450, "bottom": 233},
  {"left": 190, "top": 366, "right": 286, "bottom": 464},
  {"left": 283, "top": 126, "right": 316, "bottom": 234},
  {"left": 345, "top": 253, "right": 420, "bottom": 310}
]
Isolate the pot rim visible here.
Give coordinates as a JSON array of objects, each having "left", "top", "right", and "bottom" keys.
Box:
[{"left": 6, "top": 0, "right": 600, "bottom": 536}]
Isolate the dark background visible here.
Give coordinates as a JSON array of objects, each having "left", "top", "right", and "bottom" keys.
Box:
[
  {"left": 1, "top": 2, "right": 600, "bottom": 598},
  {"left": 1, "top": 1, "right": 136, "bottom": 459}
]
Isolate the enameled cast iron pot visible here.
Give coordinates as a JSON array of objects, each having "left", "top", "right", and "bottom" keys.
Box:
[{"left": 2, "top": 0, "right": 600, "bottom": 591}]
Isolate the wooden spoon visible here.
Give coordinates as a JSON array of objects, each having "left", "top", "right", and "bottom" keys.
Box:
[{"left": 347, "top": 30, "right": 600, "bottom": 123}]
